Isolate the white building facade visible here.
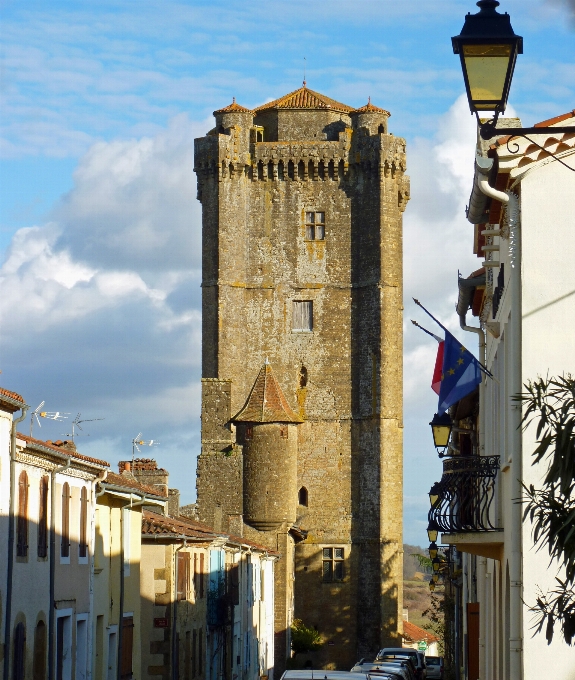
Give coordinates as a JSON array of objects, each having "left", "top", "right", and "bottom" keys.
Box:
[{"left": 430, "top": 112, "right": 575, "bottom": 679}]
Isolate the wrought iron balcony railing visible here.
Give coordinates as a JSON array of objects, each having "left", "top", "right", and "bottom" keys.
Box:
[{"left": 429, "top": 455, "right": 502, "bottom": 533}]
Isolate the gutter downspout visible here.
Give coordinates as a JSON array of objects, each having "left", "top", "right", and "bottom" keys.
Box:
[
  {"left": 48, "top": 451, "right": 72, "bottom": 680},
  {"left": 507, "top": 191, "right": 523, "bottom": 679},
  {"left": 117, "top": 493, "right": 147, "bottom": 680},
  {"left": 3, "top": 404, "right": 29, "bottom": 680},
  {"left": 173, "top": 540, "right": 188, "bottom": 680}
]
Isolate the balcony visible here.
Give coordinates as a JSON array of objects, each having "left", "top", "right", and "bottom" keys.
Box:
[{"left": 429, "top": 455, "right": 503, "bottom": 560}]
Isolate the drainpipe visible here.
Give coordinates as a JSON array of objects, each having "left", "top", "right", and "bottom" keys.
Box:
[
  {"left": 3, "top": 403, "right": 29, "bottom": 680},
  {"left": 117, "top": 493, "right": 147, "bottom": 680},
  {"left": 48, "top": 450, "right": 72, "bottom": 680},
  {"left": 173, "top": 540, "right": 188, "bottom": 680},
  {"left": 507, "top": 191, "right": 523, "bottom": 679}
]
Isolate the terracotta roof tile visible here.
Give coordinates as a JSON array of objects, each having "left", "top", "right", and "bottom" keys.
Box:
[
  {"left": 17, "top": 433, "right": 110, "bottom": 467},
  {"left": 535, "top": 109, "right": 575, "bottom": 128},
  {"left": 0, "top": 387, "right": 25, "bottom": 404},
  {"left": 213, "top": 98, "right": 253, "bottom": 115},
  {"left": 232, "top": 362, "right": 302, "bottom": 423},
  {"left": 141, "top": 511, "right": 279, "bottom": 554},
  {"left": 402, "top": 620, "right": 439, "bottom": 644},
  {"left": 254, "top": 86, "right": 353, "bottom": 114},
  {"left": 351, "top": 99, "right": 391, "bottom": 116},
  {"left": 103, "top": 472, "right": 167, "bottom": 499}
]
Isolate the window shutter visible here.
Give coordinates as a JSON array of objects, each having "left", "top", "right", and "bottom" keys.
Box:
[
  {"left": 293, "top": 301, "right": 313, "bottom": 331},
  {"left": 17, "top": 471, "right": 29, "bottom": 557},
  {"left": 192, "top": 629, "right": 197, "bottom": 677},
  {"left": 38, "top": 477, "right": 48, "bottom": 558},
  {"left": 199, "top": 554, "right": 204, "bottom": 598},
  {"left": 61, "top": 483, "right": 70, "bottom": 558},
  {"left": 177, "top": 551, "right": 190, "bottom": 601},
  {"left": 120, "top": 616, "right": 134, "bottom": 679},
  {"left": 79, "top": 487, "right": 88, "bottom": 558}
]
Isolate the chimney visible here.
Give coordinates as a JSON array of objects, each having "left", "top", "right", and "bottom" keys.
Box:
[
  {"left": 130, "top": 458, "right": 169, "bottom": 497},
  {"left": 168, "top": 489, "right": 180, "bottom": 517},
  {"left": 118, "top": 461, "right": 132, "bottom": 473}
]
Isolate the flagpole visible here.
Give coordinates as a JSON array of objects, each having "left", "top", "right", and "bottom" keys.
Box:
[
  {"left": 413, "top": 298, "right": 494, "bottom": 379},
  {"left": 410, "top": 319, "right": 442, "bottom": 343}
]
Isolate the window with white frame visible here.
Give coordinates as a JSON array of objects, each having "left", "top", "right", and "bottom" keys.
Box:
[
  {"left": 305, "top": 211, "right": 325, "bottom": 240},
  {"left": 292, "top": 301, "right": 313, "bottom": 332}
]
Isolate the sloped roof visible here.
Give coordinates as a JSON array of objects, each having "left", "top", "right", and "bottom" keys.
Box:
[
  {"left": 402, "top": 620, "right": 439, "bottom": 644},
  {"left": 0, "top": 387, "right": 25, "bottom": 404},
  {"left": 254, "top": 85, "right": 353, "bottom": 114},
  {"left": 351, "top": 99, "right": 391, "bottom": 116},
  {"left": 232, "top": 362, "right": 302, "bottom": 423},
  {"left": 213, "top": 97, "right": 252, "bottom": 115},
  {"left": 17, "top": 433, "right": 110, "bottom": 468},
  {"left": 102, "top": 471, "right": 167, "bottom": 500},
  {"left": 141, "top": 510, "right": 279, "bottom": 554}
]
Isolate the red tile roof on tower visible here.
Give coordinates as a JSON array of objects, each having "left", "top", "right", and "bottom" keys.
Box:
[
  {"left": 351, "top": 99, "right": 391, "bottom": 116},
  {"left": 254, "top": 85, "right": 353, "bottom": 114},
  {"left": 402, "top": 620, "right": 439, "bottom": 644},
  {"left": 232, "top": 362, "right": 303, "bottom": 423},
  {"left": 213, "top": 97, "right": 252, "bottom": 115}
]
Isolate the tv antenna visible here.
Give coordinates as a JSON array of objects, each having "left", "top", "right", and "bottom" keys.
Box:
[
  {"left": 132, "top": 433, "right": 159, "bottom": 463},
  {"left": 63, "top": 413, "right": 105, "bottom": 442},
  {"left": 30, "top": 402, "right": 69, "bottom": 437}
]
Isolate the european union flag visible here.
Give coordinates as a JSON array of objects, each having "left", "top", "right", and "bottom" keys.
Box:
[{"left": 437, "top": 330, "right": 483, "bottom": 413}]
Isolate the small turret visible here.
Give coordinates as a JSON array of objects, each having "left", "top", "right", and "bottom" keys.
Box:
[
  {"left": 213, "top": 98, "right": 254, "bottom": 147},
  {"left": 232, "top": 362, "right": 302, "bottom": 531},
  {"left": 350, "top": 98, "right": 391, "bottom": 135}
]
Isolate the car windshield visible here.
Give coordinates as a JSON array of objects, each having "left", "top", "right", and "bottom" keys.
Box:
[{"left": 426, "top": 658, "right": 440, "bottom": 665}]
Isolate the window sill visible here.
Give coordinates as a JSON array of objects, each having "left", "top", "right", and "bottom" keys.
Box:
[{"left": 292, "top": 330, "right": 313, "bottom": 334}]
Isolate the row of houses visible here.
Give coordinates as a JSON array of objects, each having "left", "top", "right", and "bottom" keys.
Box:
[
  {"left": 0, "top": 387, "right": 278, "bottom": 680},
  {"left": 427, "top": 110, "right": 575, "bottom": 679}
]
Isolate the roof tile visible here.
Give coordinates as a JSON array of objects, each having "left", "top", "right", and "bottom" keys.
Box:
[
  {"left": 402, "top": 620, "right": 439, "bottom": 644},
  {"left": 351, "top": 99, "right": 391, "bottom": 116},
  {"left": 213, "top": 98, "right": 253, "bottom": 115},
  {"left": 232, "top": 362, "right": 302, "bottom": 423},
  {"left": 17, "top": 433, "right": 110, "bottom": 467},
  {"left": 103, "top": 472, "right": 168, "bottom": 499},
  {"left": 254, "top": 86, "right": 353, "bottom": 114},
  {"left": 0, "top": 387, "right": 26, "bottom": 405}
]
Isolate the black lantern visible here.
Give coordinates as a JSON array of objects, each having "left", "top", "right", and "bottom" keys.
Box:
[
  {"left": 427, "top": 519, "right": 440, "bottom": 543},
  {"left": 432, "top": 573, "right": 440, "bottom": 583},
  {"left": 452, "top": 1, "right": 523, "bottom": 115},
  {"left": 429, "top": 482, "right": 441, "bottom": 508},
  {"left": 430, "top": 413, "right": 452, "bottom": 455},
  {"left": 432, "top": 557, "right": 441, "bottom": 572},
  {"left": 429, "top": 581, "right": 436, "bottom": 592},
  {"left": 429, "top": 542, "right": 438, "bottom": 560}
]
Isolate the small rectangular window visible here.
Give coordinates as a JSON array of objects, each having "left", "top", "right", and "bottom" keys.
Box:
[
  {"left": 322, "top": 546, "right": 345, "bottom": 582},
  {"left": 292, "top": 301, "right": 313, "bottom": 332},
  {"left": 305, "top": 211, "right": 325, "bottom": 240}
]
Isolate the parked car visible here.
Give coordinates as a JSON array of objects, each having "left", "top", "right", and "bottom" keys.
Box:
[
  {"left": 423, "top": 656, "right": 444, "bottom": 680},
  {"left": 282, "top": 672, "right": 395, "bottom": 680},
  {"left": 375, "top": 649, "right": 426, "bottom": 680},
  {"left": 352, "top": 660, "right": 415, "bottom": 680}
]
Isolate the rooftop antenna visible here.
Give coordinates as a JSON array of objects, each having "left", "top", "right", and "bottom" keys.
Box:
[
  {"left": 131, "top": 433, "right": 159, "bottom": 465},
  {"left": 303, "top": 56, "right": 306, "bottom": 87},
  {"left": 30, "top": 401, "right": 69, "bottom": 437},
  {"left": 63, "top": 413, "right": 105, "bottom": 442}
]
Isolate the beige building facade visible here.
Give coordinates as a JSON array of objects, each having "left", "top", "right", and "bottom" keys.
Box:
[{"left": 194, "top": 85, "right": 409, "bottom": 671}]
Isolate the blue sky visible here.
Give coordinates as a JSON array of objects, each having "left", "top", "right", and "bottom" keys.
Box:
[{"left": 1, "top": 0, "right": 574, "bottom": 546}]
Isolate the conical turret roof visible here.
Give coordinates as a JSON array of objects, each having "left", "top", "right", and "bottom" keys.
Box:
[
  {"left": 254, "top": 85, "right": 353, "bottom": 114},
  {"left": 232, "top": 362, "right": 303, "bottom": 423},
  {"left": 351, "top": 98, "right": 391, "bottom": 116},
  {"left": 213, "top": 97, "right": 252, "bottom": 115}
]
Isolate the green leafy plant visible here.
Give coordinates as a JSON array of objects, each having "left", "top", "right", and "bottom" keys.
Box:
[
  {"left": 516, "top": 375, "right": 575, "bottom": 644},
  {"left": 421, "top": 591, "right": 445, "bottom": 655},
  {"left": 290, "top": 619, "right": 321, "bottom": 655}
]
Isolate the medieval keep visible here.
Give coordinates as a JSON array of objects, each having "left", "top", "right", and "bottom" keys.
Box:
[{"left": 194, "top": 85, "right": 409, "bottom": 672}]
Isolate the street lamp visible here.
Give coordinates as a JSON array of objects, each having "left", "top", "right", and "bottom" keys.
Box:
[
  {"left": 453, "top": 1, "right": 575, "bottom": 147},
  {"left": 429, "top": 482, "right": 442, "bottom": 508},
  {"left": 429, "top": 542, "right": 438, "bottom": 560},
  {"left": 432, "top": 573, "right": 440, "bottom": 583},
  {"left": 429, "top": 582, "right": 436, "bottom": 592},
  {"left": 432, "top": 557, "right": 441, "bottom": 572},
  {"left": 430, "top": 413, "right": 452, "bottom": 456},
  {"left": 427, "top": 519, "right": 440, "bottom": 543}
]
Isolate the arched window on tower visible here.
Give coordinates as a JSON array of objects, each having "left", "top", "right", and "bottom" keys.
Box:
[
  {"left": 298, "top": 487, "right": 308, "bottom": 507},
  {"left": 299, "top": 366, "right": 308, "bottom": 388},
  {"left": 378, "top": 123, "right": 385, "bottom": 134},
  {"left": 17, "top": 471, "right": 29, "bottom": 557}
]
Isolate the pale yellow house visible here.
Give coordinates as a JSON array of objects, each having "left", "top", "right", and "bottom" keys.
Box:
[{"left": 93, "top": 470, "right": 167, "bottom": 680}]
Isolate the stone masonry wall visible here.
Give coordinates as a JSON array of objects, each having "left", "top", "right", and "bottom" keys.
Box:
[{"left": 195, "top": 102, "right": 409, "bottom": 670}]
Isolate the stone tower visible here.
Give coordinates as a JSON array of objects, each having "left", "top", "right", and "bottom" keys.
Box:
[{"left": 194, "top": 86, "right": 409, "bottom": 672}]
